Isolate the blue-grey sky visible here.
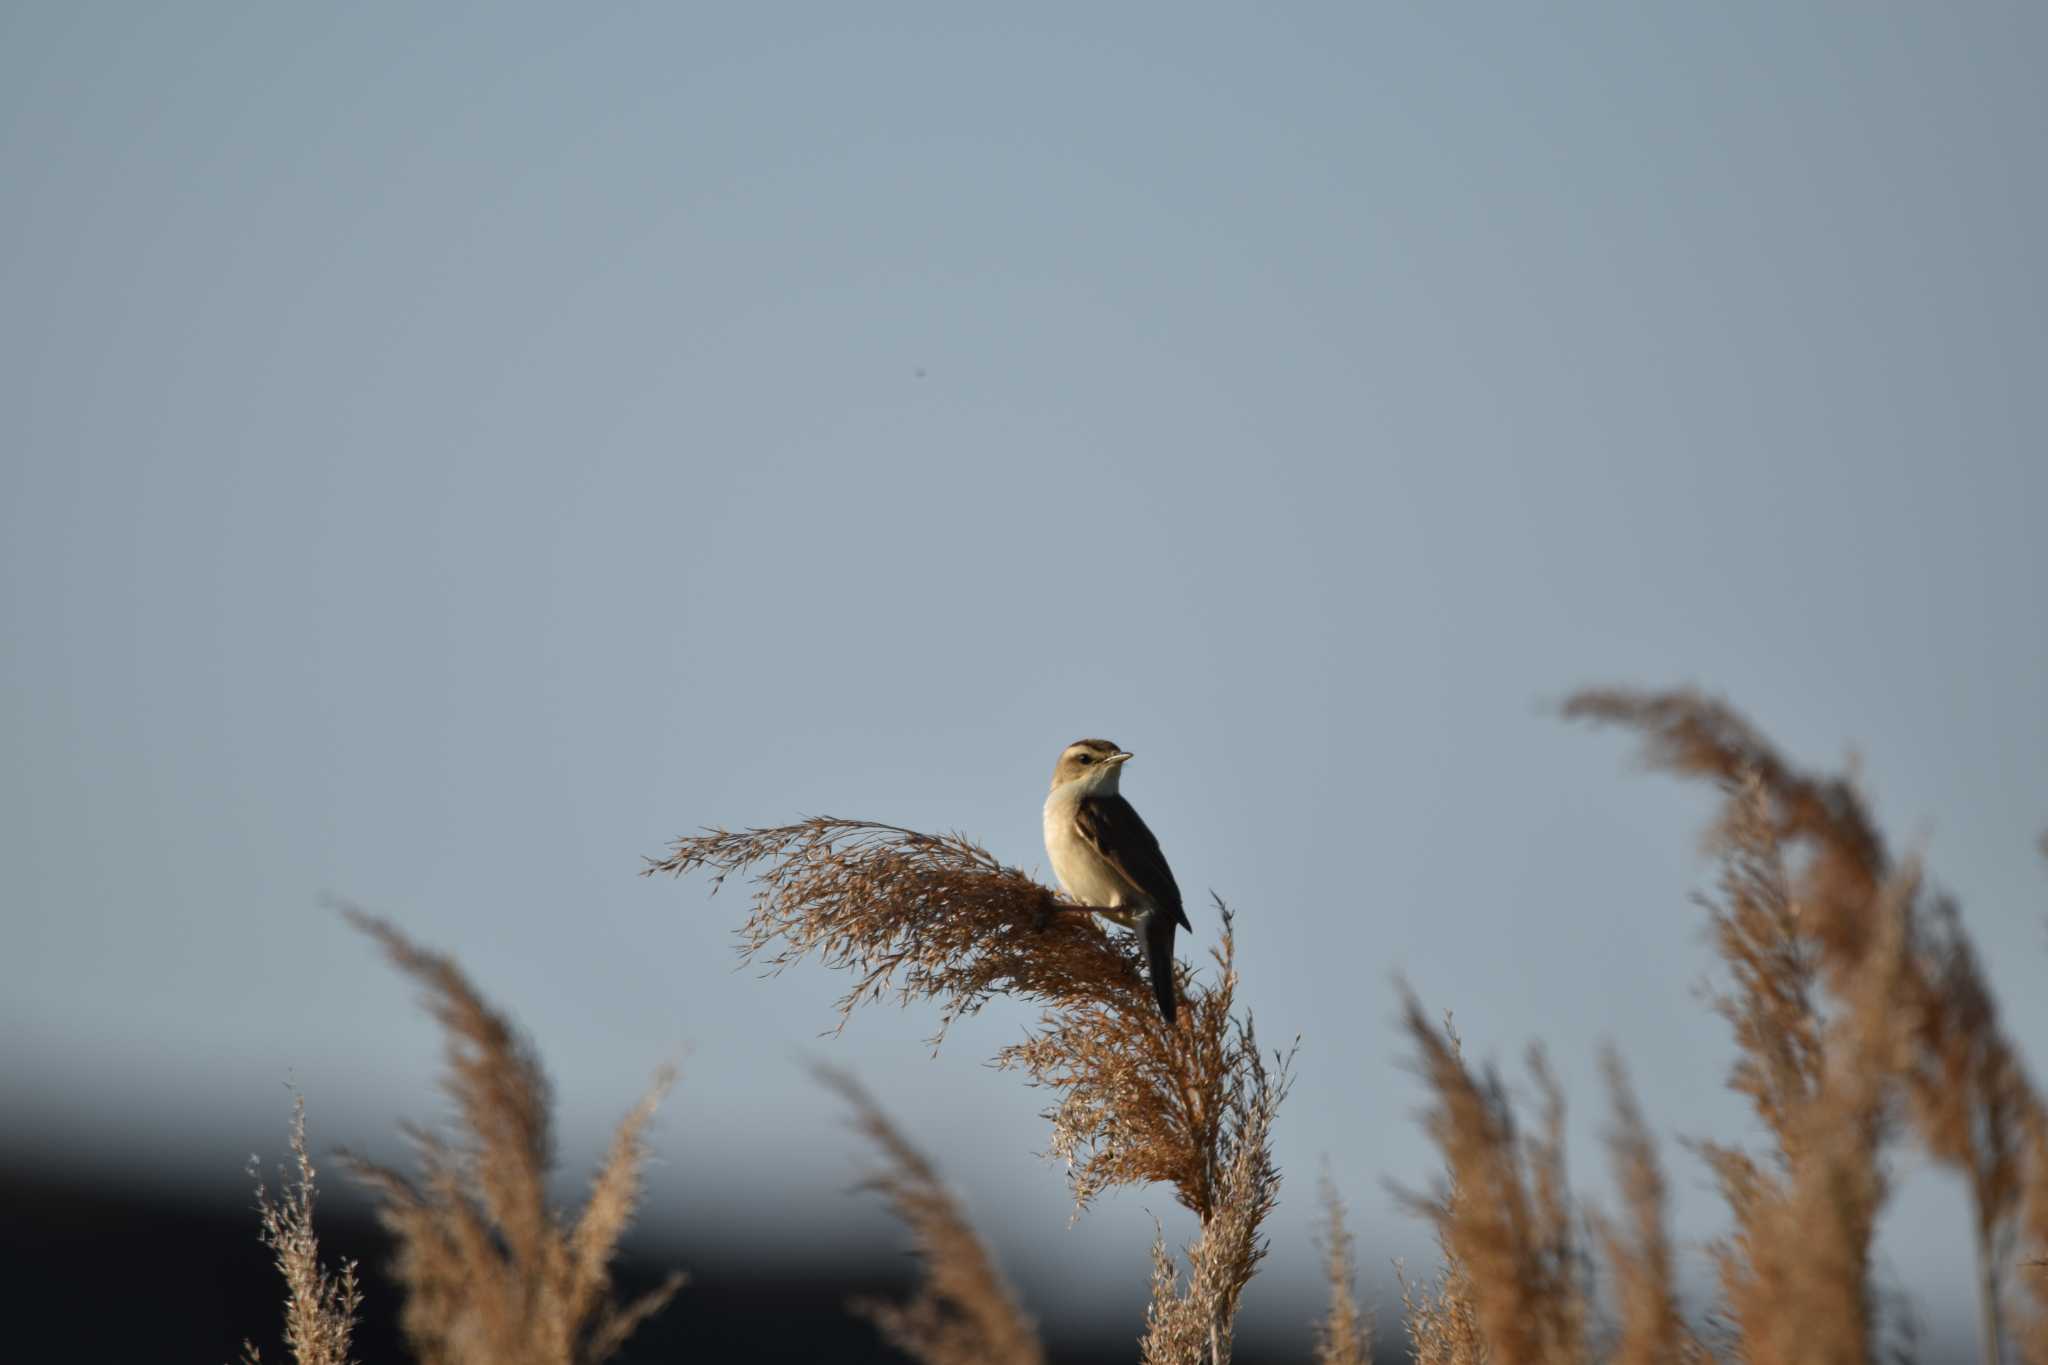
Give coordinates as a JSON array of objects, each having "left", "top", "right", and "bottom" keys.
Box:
[{"left": 5, "top": 2, "right": 2045, "bottom": 1353}]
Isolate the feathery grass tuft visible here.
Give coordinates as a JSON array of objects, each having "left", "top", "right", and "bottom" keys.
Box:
[
  {"left": 645, "top": 823, "right": 1280, "bottom": 1215},
  {"left": 1310, "top": 1174, "right": 1372, "bottom": 1365},
  {"left": 1392, "top": 1011, "right": 1487, "bottom": 1365},
  {"left": 2015, "top": 1106, "right": 2048, "bottom": 1364},
  {"left": 1397, "top": 998, "right": 1588, "bottom": 1365},
  {"left": 998, "top": 904, "right": 1274, "bottom": 1220},
  {"left": 820, "top": 1066, "right": 1046, "bottom": 1365},
  {"left": 242, "top": 1095, "right": 362, "bottom": 1365},
  {"left": 1570, "top": 684, "right": 2044, "bottom": 1365},
  {"left": 339, "top": 910, "right": 683, "bottom": 1365},
  {"left": 1590, "top": 1050, "right": 1692, "bottom": 1365},
  {"left": 1396, "top": 1249, "right": 1486, "bottom": 1365},
  {"left": 1136, "top": 1031, "right": 1291, "bottom": 1365},
  {"left": 643, "top": 818, "right": 1152, "bottom": 1039},
  {"left": 649, "top": 817, "right": 1292, "bottom": 1359}
]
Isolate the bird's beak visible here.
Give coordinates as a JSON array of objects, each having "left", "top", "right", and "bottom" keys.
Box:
[{"left": 1108, "top": 751, "right": 1134, "bottom": 765}]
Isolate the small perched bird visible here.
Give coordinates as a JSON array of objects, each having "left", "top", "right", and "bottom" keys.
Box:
[{"left": 1043, "top": 738, "right": 1192, "bottom": 1024}]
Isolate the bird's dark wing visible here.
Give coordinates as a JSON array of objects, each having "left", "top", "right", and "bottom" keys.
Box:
[{"left": 1073, "top": 794, "right": 1191, "bottom": 932}]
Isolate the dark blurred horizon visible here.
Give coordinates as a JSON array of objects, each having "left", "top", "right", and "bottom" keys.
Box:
[
  {"left": 0, "top": 1132, "right": 1983, "bottom": 1363},
  {"left": 0, "top": 1156, "right": 947, "bottom": 1364},
  {"left": 1, "top": 1154, "right": 1410, "bottom": 1364}
]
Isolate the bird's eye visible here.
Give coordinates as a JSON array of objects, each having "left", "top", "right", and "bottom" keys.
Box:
[{"left": 1076, "top": 753, "right": 1094, "bottom": 765}]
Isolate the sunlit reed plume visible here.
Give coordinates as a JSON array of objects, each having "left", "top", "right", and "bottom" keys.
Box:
[
  {"left": 241, "top": 1095, "right": 363, "bottom": 1365},
  {"left": 819, "top": 1066, "right": 1046, "bottom": 1365},
  {"left": 648, "top": 818, "right": 1293, "bottom": 1360},
  {"left": 340, "top": 910, "right": 682, "bottom": 1365}
]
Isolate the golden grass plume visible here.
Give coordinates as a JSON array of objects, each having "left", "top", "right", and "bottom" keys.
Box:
[
  {"left": 1310, "top": 1174, "right": 1372, "bottom": 1365},
  {"left": 1397, "top": 999, "right": 1587, "bottom": 1365},
  {"left": 647, "top": 815, "right": 1294, "bottom": 1359},
  {"left": 999, "top": 907, "right": 1281, "bottom": 1221},
  {"left": 1570, "top": 684, "right": 2043, "bottom": 1365},
  {"left": 339, "top": 909, "right": 683, "bottom": 1365},
  {"left": 646, "top": 821, "right": 1280, "bottom": 1223},
  {"left": 1396, "top": 1247, "right": 1486, "bottom": 1365},
  {"left": 1136, "top": 1030, "right": 1290, "bottom": 1365},
  {"left": 820, "top": 1066, "right": 1046, "bottom": 1365},
  {"left": 2017, "top": 1107, "right": 2048, "bottom": 1364},
  {"left": 1590, "top": 1050, "right": 1692, "bottom": 1365},
  {"left": 1390, "top": 1010, "right": 1487, "bottom": 1365},
  {"left": 643, "top": 818, "right": 1152, "bottom": 1037},
  {"left": 241, "top": 1095, "right": 363, "bottom": 1365}
]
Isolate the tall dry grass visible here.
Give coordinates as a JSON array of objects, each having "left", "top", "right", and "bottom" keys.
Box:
[
  {"left": 1566, "top": 687, "right": 2045, "bottom": 1365},
  {"left": 1590, "top": 1051, "right": 1689, "bottom": 1365},
  {"left": 1311, "top": 1175, "right": 1373, "bottom": 1365},
  {"left": 820, "top": 1065, "right": 1046, "bottom": 1365},
  {"left": 1395, "top": 1005, "right": 1587, "bottom": 1365},
  {"left": 241, "top": 1096, "right": 362, "bottom": 1365},
  {"left": 242, "top": 685, "right": 2048, "bottom": 1365},
  {"left": 1364, "top": 686, "right": 2043, "bottom": 1365},
  {"left": 239, "top": 912, "right": 687, "bottom": 1365},
  {"left": 340, "top": 910, "right": 683, "bottom": 1365}
]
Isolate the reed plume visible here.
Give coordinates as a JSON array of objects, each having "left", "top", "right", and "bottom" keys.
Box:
[
  {"left": 1910, "top": 898, "right": 2031, "bottom": 1360},
  {"left": 241, "top": 1095, "right": 363, "bottom": 1365},
  {"left": 998, "top": 907, "right": 1277, "bottom": 1221},
  {"left": 1390, "top": 999, "right": 1488, "bottom": 1365},
  {"left": 820, "top": 1066, "right": 1046, "bottom": 1365},
  {"left": 647, "top": 817, "right": 1291, "bottom": 1360},
  {"left": 1569, "top": 684, "right": 2042, "bottom": 1365},
  {"left": 2015, "top": 1107, "right": 2048, "bottom": 1364},
  {"left": 1563, "top": 687, "right": 1889, "bottom": 990},
  {"left": 1137, "top": 1029, "right": 1290, "bottom": 1365},
  {"left": 1689, "top": 858, "right": 1914, "bottom": 1365},
  {"left": 1590, "top": 1051, "right": 1691, "bottom": 1365},
  {"left": 1309, "top": 1175, "right": 1372, "bottom": 1365},
  {"left": 1396, "top": 1245, "right": 1486, "bottom": 1365},
  {"left": 1397, "top": 998, "right": 1588, "bottom": 1365},
  {"left": 339, "top": 910, "right": 683, "bottom": 1365},
  {"left": 643, "top": 818, "right": 1151, "bottom": 1039}
]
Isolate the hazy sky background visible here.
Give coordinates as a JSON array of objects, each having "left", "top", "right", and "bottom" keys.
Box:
[{"left": 5, "top": 2, "right": 2045, "bottom": 1353}]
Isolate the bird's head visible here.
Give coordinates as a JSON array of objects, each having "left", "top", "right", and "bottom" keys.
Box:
[{"left": 1050, "top": 737, "right": 1133, "bottom": 794}]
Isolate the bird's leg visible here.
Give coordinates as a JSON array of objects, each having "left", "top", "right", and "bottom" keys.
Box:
[
  {"left": 1035, "top": 901, "right": 1094, "bottom": 930},
  {"left": 1034, "top": 901, "right": 1137, "bottom": 931}
]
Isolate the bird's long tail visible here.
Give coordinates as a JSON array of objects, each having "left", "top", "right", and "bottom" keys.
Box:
[{"left": 1142, "top": 909, "right": 1179, "bottom": 1026}]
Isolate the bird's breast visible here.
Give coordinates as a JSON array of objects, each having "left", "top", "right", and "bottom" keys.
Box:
[{"left": 1042, "top": 786, "right": 1131, "bottom": 909}]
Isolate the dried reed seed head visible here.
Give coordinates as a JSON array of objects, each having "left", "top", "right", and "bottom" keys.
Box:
[
  {"left": 1395, "top": 1252, "right": 1486, "bottom": 1365},
  {"left": 336, "top": 910, "right": 682, "bottom": 1365},
  {"left": 821, "top": 1067, "right": 1046, "bottom": 1365},
  {"left": 1570, "top": 686, "right": 2048, "bottom": 1365},
  {"left": 1594, "top": 1050, "right": 1691, "bottom": 1365},
  {"left": 649, "top": 801, "right": 1293, "bottom": 1365},
  {"left": 1139, "top": 1034, "right": 1290, "bottom": 1365},
  {"left": 1397, "top": 991, "right": 1586, "bottom": 1365},
  {"left": 1565, "top": 687, "right": 1889, "bottom": 984},
  {"left": 1000, "top": 923, "right": 1258, "bottom": 1220},
  {"left": 248, "top": 1095, "right": 363, "bottom": 1365},
  {"left": 1311, "top": 1175, "right": 1372, "bottom": 1365},
  {"left": 649, "top": 818, "right": 1275, "bottom": 1224},
  {"left": 645, "top": 819, "right": 1151, "bottom": 1035},
  {"left": 2014, "top": 1104, "right": 2048, "bottom": 1363}
]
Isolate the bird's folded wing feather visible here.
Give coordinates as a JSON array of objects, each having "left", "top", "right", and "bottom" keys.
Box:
[{"left": 1073, "top": 794, "right": 1191, "bottom": 930}]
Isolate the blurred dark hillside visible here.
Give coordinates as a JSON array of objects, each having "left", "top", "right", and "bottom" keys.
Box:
[{"left": 2, "top": 1160, "right": 1386, "bottom": 1363}]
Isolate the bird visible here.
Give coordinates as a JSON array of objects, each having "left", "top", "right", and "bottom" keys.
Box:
[{"left": 1042, "top": 738, "right": 1192, "bottom": 1024}]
